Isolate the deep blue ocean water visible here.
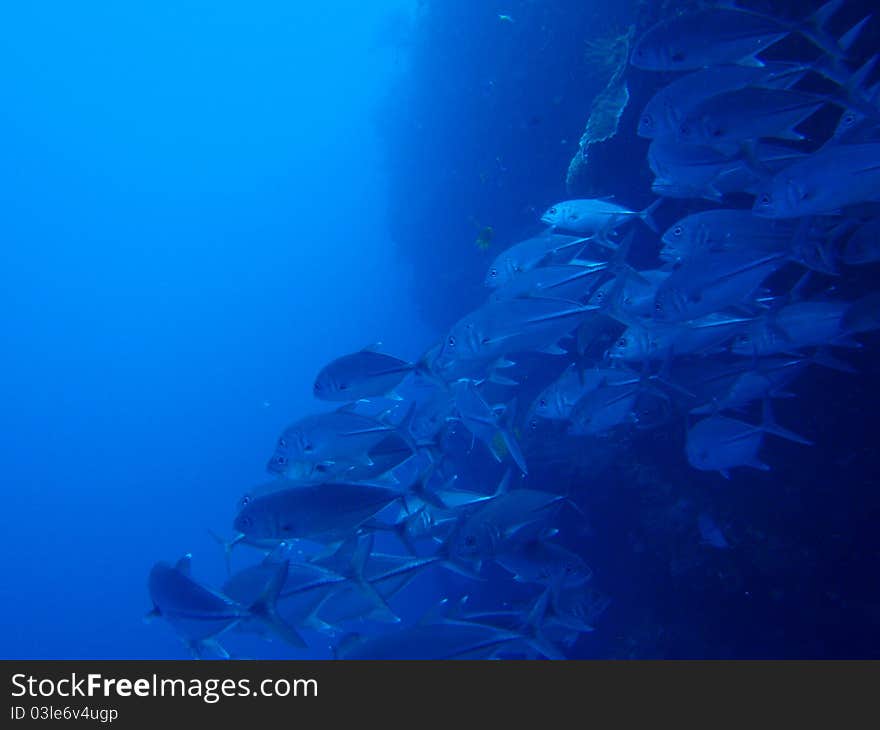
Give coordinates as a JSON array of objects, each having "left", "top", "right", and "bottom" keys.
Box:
[{"left": 2, "top": 0, "right": 879, "bottom": 659}]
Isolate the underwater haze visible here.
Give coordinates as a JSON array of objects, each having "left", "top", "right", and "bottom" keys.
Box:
[
  {"left": 0, "top": 1, "right": 426, "bottom": 658},
  {"left": 4, "top": 0, "right": 880, "bottom": 660}
]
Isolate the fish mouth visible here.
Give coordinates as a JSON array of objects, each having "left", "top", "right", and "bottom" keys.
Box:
[{"left": 539, "top": 214, "right": 554, "bottom": 225}]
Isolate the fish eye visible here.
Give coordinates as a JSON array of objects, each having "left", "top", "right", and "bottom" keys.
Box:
[
  {"left": 278, "top": 438, "right": 287, "bottom": 448},
  {"left": 303, "top": 443, "right": 314, "bottom": 453},
  {"left": 843, "top": 113, "right": 856, "bottom": 127},
  {"left": 490, "top": 268, "right": 497, "bottom": 277},
  {"left": 680, "top": 124, "right": 691, "bottom": 136},
  {"left": 549, "top": 207, "right": 557, "bottom": 215},
  {"left": 239, "top": 495, "right": 251, "bottom": 508},
  {"left": 673, "top": 226, "right": 682, "bottom": 237},
  {"left": 654, "top": 301, "right": 663, "bottom": 311},
  {"left": 759, "top": 193, "right": 771, "bottom": 206},
  {"left": 239, "top": 516, "right": 252, "bottom": 530},
  {"left": 539, "top": 398, "right": 547, "bottom": 408},
  {"left": 529, "top": 418, "right": 539, "bottom": 431},
  {"left": 617, "top": 337, "right": 627, "bottom": 348},
  {"left": 339, "top": 384, "right": 347, "bottom": 391},
  {"left": 275, "top": 455, "right": 287, "bottom": 465},
  {"left": 448, "top": 336, "right": 456, "bottom": 347},
  {"left": 641, "top": 113, "right": 653, "bottom": 128}
]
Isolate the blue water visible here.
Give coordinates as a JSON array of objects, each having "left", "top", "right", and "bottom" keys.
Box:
[
  {"left": 3, "top": 0, "right": 880, "bottom": 659},
  {"left": 0, "top": 1, "right": 428, "bottom": 659}
]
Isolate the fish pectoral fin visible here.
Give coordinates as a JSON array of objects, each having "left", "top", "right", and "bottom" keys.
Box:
[
  {"left": 185, "top": 638, "right": 230, "bottom": 660},
  {"left": 175, "top": 554, "right": 193, "bottom": 576},
  {"left": 248, "top": 562, "right": 309, "bottom": 650}
]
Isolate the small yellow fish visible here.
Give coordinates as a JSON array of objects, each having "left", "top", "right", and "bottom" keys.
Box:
[
  {"left": 475, "top": 225, "right": 494, "bottom": 251},
  {"left": 491, "top": 430, "right": 508, "bottom": 457}
]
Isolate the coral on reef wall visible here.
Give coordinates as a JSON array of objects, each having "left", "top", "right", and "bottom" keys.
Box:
[{"left": 566, "top": 25, "right": 635, "bottom": 194}]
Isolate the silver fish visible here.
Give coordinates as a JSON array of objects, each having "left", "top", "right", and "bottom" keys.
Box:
[
  {"left": 313, "top": 346, "right": 414, "bottom": 401},
  {"left": 630, "top": 3, "right": 848, "bottom": 72},
  {"left": 148, "top": 554, "right": 305, "bottom": 657},
  {"left": 267, "top": 408, "right": 399, "bottom": 476},
  {"left": 677, "top": 87, "right": 825, "bottom": 151},
  {"left": 541, "top": 198, "right": 659, "bottom": 237},
  {"left": 638, "top": 62, "right": 808, "bottom": 139},
  {"left": 485, "top": 232, "right": 592, "bottom": 288},
  {"left": 653, "top": 250, "right": 786, "bottom": 322},
  {"left": 233, "top": 481, "right": 403, "bottom": 544},
  {"left": 451, "top": 379, "right": 528, "bottom": 474},
  {"left": 489, "top": 262, "right": 607, "bottom": 303},
  {"left": 686, "top": 401, "right": 812, "bottom": 478},
  {"left": 732, "top": 300, "right": 859, "bottom": 356},
  {"left": 434, "top": 297, "right": 597, "bottom": 374},
  {"left": 753, "top": 143, "right": 880, "bottom": 218}
]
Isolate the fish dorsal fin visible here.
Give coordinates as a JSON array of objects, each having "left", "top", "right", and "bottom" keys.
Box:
[
  {"left": 349, "top": 533, "right": 374, "bottom": 580},
  {"left": 361, "top": 342, "right": 383, "bottom": 353},
  {"left": 493, "top": 469, "right": 512, "bottom": 498},
  {"left": 525, "top": 587, "right": 552, "bottom": 629},
  {"left": 175, "top": 554, "right": 193, "bottom": 576},
  {"left": 327, "top": 535, "right": 360, "bottom": 569}
]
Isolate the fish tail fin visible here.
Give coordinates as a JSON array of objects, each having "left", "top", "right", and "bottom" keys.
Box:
[
  {"left": 760, "top": 399, "right": 813, "bottom": 446},
  {"left": 811, "top": 0, "right": 844, "bottom": 30},
  {"left": 349, "top": 533, "right": 400, "bottom": 623},
  {"left": 364, "top": 514, "right": 420, "bottom": 555},
  {"left": 496, "top": 426, "right": 527, "bottom": 475},
  {"left": 639, "top": 198, "right": 662, "bottom": 233},
  {"left": 496, "top": 399, "right": 528, "bottom": 475},
  {"left": 208, "top": 529, "right": 239, "bottom": 575},
  {"left": 847, "top": 53, "right": 879, "bottom": 95},
  {"left": 522, "top": 588, "right": 567, "bottom": 660},
  {"left": 810, "top": 348, "right": 856, "bottom": 374},
  {"left": 248, "top": 560, "right": 308, "bottom": 649},
  {"left": 799, "top": 0, "right": 858, "bottom": 63},
  {"left": 838, "top": 14, "right": 872, "bottom": 54}
]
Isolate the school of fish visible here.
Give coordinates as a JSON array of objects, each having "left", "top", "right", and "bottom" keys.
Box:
[{"left": 147, "top": 1, "right": 880, "bottom": 659}]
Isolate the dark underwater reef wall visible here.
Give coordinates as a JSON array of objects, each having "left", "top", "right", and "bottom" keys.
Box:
[
  {"left": 370, "top": 0, "right": 880, "bottom": 658},
  {"left": 376, "top": 0, "right": 641, "bottom": 330},
  {"left": 376, "top": 0, "right": 880, "bottom": 328}
]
